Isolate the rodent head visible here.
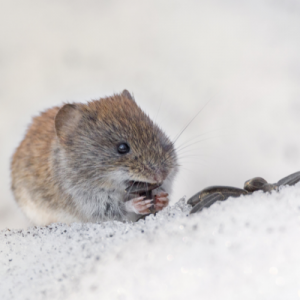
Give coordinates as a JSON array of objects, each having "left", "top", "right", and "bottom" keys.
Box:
[{"left": 54, "top": 90, "right": 178, "bottom": 192}]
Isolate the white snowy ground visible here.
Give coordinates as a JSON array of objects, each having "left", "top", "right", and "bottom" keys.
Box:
[{"left": 2, "top": 185, "right": 300, "bottom": 300}]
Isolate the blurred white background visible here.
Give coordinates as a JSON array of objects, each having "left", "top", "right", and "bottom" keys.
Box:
[{"left": 1, "top": 0, "right": 300, "bottom": 229}]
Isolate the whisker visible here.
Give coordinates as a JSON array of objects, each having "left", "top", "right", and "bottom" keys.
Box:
[
  {"left": 175, "top": 151, "right": 216, "bottom": 159},
  {"left": 177, "top": 167, "right": 200, "bottom": 176},
  {"left": 174, "top": 127, "right": 230, "bottom": 151},
  {"left": 178, "top": 161, "right": 209, "bottom": 167},
  {"left": 126, "top": 179, "right": 137, "bottom": 200},
  {"left": 171, "top": 95, "right": 215, "bottom": 145},
  {"left": 175, "top": 133, "right": 236, "bottom": 154}
]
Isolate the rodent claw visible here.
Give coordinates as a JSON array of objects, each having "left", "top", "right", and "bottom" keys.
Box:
[
  {"left": 144, "top": 199, "right": 153, "bottom": 204},
  {"left": 125, "top": 197, "right": 153, "bottom": 215},
  {"left": 156, "top": 197, "right": 168, "bottom": 202},
  {"left": 155, "top": 192, "right": 168, "bottom": 197},
  {"left": 128, "top": 188, "right": 170, "bottom": 215},
  {"left": 154, "top": 195, "right": 169, "bottom": 212},
  {"left": 132, "top": 196, "right": 146, "bottom": 203}
]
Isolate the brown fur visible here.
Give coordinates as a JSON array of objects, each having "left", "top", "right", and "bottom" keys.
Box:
[{"left": 11, "top": 90, "right": 178, "bottom": 225}]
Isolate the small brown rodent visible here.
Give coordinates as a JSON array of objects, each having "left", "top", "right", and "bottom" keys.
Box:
[{"left": 11, "top": 90, "right": 178, "bottom": 225}]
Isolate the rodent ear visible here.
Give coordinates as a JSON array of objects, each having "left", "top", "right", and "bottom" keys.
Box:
[
  {"left": 55, "top": 104, "right": 81, "bottom": 142},
  {"left": 121, "top": 89, "right": 135, "bottom": 101}
]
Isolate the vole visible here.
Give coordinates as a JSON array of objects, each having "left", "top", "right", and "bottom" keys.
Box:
[{"left": 11, "top": 90, "right": 178, "bottom": 225}]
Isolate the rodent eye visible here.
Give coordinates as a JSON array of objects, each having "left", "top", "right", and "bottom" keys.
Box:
[{"left": 117, "top": 143, "right": 130, "bottom": 154}]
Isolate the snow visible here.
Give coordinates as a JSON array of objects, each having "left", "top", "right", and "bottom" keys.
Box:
[
  {"left": 1, "top": 1, "right": 300, "bottom": 299},
  {"left": 2, "top": 184, "right": 300, "bottom": 300}
]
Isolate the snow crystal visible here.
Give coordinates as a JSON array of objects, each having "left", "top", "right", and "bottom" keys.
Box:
[{"left": 2, "top": 185, "right": 300, "bottom": 300}]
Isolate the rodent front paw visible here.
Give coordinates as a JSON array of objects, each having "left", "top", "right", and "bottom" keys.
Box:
[
  {"left": 154, "top": 192, "right": 169, "bottom": 212},
  {"left": 124, "top": 197, "right": 153, "bottom": 215}
]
